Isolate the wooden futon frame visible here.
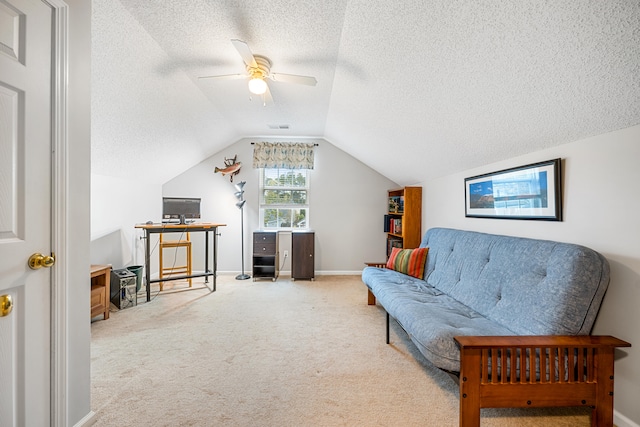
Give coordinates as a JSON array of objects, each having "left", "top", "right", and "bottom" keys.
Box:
[{"left": 454, "top": 335, "right": 631, "bottom": 427}]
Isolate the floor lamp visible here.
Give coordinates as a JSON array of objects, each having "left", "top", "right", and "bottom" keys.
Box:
[{"left": 234, "top": 181, "right": 251, "bottom": 280}]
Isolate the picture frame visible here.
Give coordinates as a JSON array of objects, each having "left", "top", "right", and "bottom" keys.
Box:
[{"left": 465, "top": 158, "right": 562, "bottom": 221}]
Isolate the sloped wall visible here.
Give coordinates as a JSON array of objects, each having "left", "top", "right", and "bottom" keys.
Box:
[
  {"left": 422, "top": 125, "right": 640, "bottom": 427},
  {"left": 90, "top": 173, "right": 161, "bottom": 270}
]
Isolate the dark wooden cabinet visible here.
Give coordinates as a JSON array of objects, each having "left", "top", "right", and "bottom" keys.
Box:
[
  {"left": 253, "top": 231, "right": 278, "bottom": 281},
  {"left": 292, "top": 231, "right": 314, "bottom": 280}
]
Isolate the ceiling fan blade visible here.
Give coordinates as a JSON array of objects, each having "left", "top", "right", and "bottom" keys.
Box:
[
  {"left": 262, "top": 83, "right": 274, "bottom": 106},
  {"left": 270, "top": 73, "right": 317, "bottom": 86},
  {"left": 198, "top": 73, "right": 246, "bottom": 80},
  {"left": 231, "top": 39, "right": 258, "bottom": 68}
]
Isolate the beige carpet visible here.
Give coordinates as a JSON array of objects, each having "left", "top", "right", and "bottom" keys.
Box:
[{"left": 90, "top": 275, "right": 591, "bottom": 426}]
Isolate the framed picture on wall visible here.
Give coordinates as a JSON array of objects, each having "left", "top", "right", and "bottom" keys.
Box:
[{"left": 464, "top": 158, "right": 562, "bottom": 221}]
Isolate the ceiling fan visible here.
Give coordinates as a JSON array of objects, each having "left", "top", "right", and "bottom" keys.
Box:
[{"left": 198, "top": 39, "right": 317, "bottom": 103}]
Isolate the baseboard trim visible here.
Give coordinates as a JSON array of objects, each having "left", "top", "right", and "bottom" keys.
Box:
[
  {"left": 212, "top": 271, "right": 363, "bottom": 276},
  {"left": 74, "top": 410, "right": 96, "bottom": 427},
  {"left": 315, "top": 271, "right": 362, "bottom": 275},
  {"left": 615, "top": 410, "right": 639, "bottom": 427}
]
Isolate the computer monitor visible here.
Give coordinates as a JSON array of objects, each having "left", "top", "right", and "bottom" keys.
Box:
[{"left": 162, "top": 197, "right": 201, "bottom": 223}]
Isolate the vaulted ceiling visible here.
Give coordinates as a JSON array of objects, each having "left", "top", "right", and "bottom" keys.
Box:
[{"left": 91, "top": 0, "right": 640, "bottom": 186}]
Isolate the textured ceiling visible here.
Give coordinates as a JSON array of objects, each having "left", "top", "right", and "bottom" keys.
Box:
[{"left": 91, "top": 0, "right": 640, "bottom": 185}]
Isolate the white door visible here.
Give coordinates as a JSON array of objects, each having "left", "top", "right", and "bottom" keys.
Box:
[{"left": 0, "top": 0, "right": 54, "bottom": 425}]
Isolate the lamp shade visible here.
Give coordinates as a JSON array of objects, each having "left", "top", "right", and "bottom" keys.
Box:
[
  {"left": 235, "top": 200, "right": 246, "bottom": 209},
  {"left": 235, "top": 181, "right": 246, "bottom": 191}
]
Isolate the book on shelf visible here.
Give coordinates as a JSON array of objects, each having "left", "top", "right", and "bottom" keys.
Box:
[
  {"left": 388, "top": 217, "right": 402, "bottom": 234},
  {"left": 386, "top": 236, "right": 403, "bottom": 257},
  {"left": 384, "top": 214, "right": 403, "bottom": 234}
]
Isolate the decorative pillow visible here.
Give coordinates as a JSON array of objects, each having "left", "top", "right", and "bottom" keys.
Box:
[{"left": 386, "top": 247, "right": 429, "bottom": 279}]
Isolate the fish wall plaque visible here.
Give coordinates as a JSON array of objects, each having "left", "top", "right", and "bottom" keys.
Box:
[{"left": 214, "top": 155, "right": 242, "bottom": 182}]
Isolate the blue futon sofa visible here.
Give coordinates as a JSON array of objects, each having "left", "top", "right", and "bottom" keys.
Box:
[{"left": 362, "top": 227, "right": 630, "bottom": 427}]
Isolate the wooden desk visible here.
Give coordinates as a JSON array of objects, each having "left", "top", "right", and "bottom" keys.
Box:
[
  {"left": 90, "top": 264, "right": 111, "bottom": 320},
  {"left": 135, "top": 222, "right": 226, "bottom": 302}
]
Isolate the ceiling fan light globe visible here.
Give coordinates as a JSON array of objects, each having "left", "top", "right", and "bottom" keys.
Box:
[{"left": 248, "top": 77, "right": 267, "bottom": 95}]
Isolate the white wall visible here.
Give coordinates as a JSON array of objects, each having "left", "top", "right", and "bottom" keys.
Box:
[
  {"left": 67, "top": 0, "right": 92, "bottom": 424},
  {"left": 163, "top": 137, "right": 398, "bottom": 275},
  {"left": 421, "top": 125, "right": 640, "bottom": 426}
]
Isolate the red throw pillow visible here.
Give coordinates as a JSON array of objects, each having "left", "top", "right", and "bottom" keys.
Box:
[{"left": 386, "top": 247, "right": 429, "bottom": 279}]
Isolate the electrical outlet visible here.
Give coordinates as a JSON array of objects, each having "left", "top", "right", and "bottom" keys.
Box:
[{"left": 283, "top": 250, "right": 289, "bottom": 258}]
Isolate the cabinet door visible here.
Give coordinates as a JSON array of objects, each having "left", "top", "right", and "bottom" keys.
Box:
[{"left": 292, "top": 232, "right": 314, "bottom": 279}]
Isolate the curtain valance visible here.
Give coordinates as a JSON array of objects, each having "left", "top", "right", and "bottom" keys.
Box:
[{"left": 252, "top": 142, "right": 315, "bottom": 169}]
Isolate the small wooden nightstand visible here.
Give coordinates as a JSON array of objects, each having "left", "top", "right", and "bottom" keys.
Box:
[
  {"left": 253, "top": 231, "right": 278, "bottom": 281},
  {"left": 90, "top": 264, "right": 111, "bottom": 320}
]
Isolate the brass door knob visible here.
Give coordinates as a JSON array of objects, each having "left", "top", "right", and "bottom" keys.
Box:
[
  {"left": 0, "top": 294, "right": 13, "bottom": 317},
  {"left": 28, "top": 253, "right": 56, "bottom": 270}
]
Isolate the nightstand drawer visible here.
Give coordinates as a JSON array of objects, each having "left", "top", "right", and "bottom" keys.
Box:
[
  {"left": 254, "top": 232, "right": 276, "bottom": 244},
  {"left": 254, "top": 243, "right": 276, "bottom": 255}
]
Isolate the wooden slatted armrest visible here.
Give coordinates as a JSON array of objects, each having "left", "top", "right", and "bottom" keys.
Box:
[
  {"left": 454, "top": 334, "right": 630, "bottom": 349},
  {"left": 364, "top": 262, "right": 387, "bottom": 268},
  {"left": 453, "top": 335, "right": 631, "bottom": 427}
]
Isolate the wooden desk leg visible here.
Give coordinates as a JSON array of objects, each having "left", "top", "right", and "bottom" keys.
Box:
[
  {"left": 215, "top": 228, "right": 220, "bottom": 291},
  {"left": 205, "top": 230, "right": 210, "bottom": 284},
  {"left": 103, "top": 268, "right": 110, "bottom": 319},
  {"left": 145, "top": 229, "right": 151, "bottom": 302}
]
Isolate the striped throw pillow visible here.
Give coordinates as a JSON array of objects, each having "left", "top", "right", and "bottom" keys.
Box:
[{"left": 386, "top": 247, "right": 429, "bottom": 279}]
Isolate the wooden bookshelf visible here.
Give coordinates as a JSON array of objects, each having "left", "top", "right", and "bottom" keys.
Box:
[{"left": 385, "top": 186, "right": 422, "bottom": 256}]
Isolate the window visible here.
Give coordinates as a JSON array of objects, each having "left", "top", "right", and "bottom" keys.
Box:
[{"left": 259, "top": 167, "right": 309, "bottom": 229}]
